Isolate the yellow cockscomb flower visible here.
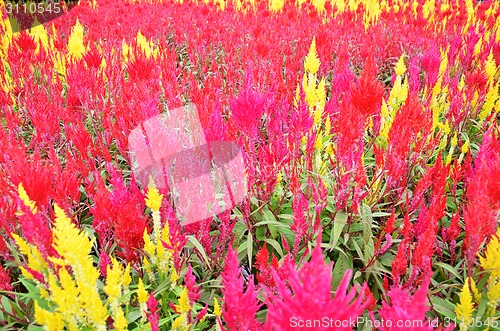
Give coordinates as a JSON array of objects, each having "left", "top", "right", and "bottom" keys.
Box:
[
  {"left": 394, "top": 54, "right": 407, "bottom": 76},
  {"left": 137, "top": 30, "right": 152, "bottom": 58},
  {"left": 480, "top": 228, "right": 500, "bottom": 279},
  {"left": 176, "top": 287, "right": 191, "bottom": 314},
  {"left": 28, "top": 20, "right": 49, "bottom": 54},
  {"left": 49, "top": 204, "right": 108, "bottom": 329},
  {"left": 143, "top": 228, "right": 156, "bottom": 257},
  {"left": 34, "top": 301, "right": 65, "bottom": 331},
  {"left": 18, "top": 183, "right": 37, "bottom": 214},
  {"left": 304, "top": 38, "right": 320, "bottom": 75},
  {"left": 67, "top": 20, "right": 86, "bottom": 61},
  {"left": 138, "top": 278, "right": 149, "bottom": 305},
  {"left": 12, "top": 234, "right": 47, "bottom": 274},
  {"left": 104, "top": 258, "right": 128, "bottom": 331},
  {"left": 104, "top": 257, "right": 124, "bottom": 299},
  {"left": 213, "top": 297, "right": 222, "bottom": 318},
  {"left": 455, "top": 278, "right": 475, "bottom": 331},
  {"left": 146, "top": 186, "right": 164, "bottom": 212}
]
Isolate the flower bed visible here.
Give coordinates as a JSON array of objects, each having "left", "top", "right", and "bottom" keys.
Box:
[{"left": 0, "top": 0, "right": 500, "bottom": 329}]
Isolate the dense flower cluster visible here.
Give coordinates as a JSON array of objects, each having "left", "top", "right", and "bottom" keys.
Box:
[{"left": 0, "top": 0, "right": 500, "bottom": 329}]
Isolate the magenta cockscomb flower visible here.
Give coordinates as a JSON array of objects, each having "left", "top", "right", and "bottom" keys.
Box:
[
  {"left": 373, "top": 278, "right": 454, "bottom": 331},
  {"left": 222, "top": 247, "right": 263, "bottom": 331},
  {"left": 146, "top": 293, "right": 160, "bottom": 331},
  {"left": 264, "top": 245, "right": 369, "bottom": 330},
  {"left": 0, "top": 265, "right": 13, "bottom": 293},
  {"left": 463, "top": 130, "right": 500, "bottom": 263}
]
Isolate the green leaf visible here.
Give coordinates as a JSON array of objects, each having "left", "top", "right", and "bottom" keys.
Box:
[
  {"left": 350, "top": 237, "right": 366, "bottom": 266},
  {"left": 332, "top": 251, "right": 353, "bottom": 290},
  {"left": 237, "top": 241, "right": 247, "bottom": 259},
  {"left": 277, "top": 214, "right": 294, "bottom": 221},
  {"left": 370, "top": 212, "right": 392, "bottom": 218},
  {"left": 434, "top": 262, "right": 463, "bottom": 282},
  {"left": 276, "top": 225, "right": 296, "bottom": 245},
  {"left": 430, "top": 296, "right": 456, "bottom": 320},
  {"left": 262, "top": 238, "right": 284, "bottom": 258},
  {"left": 262, "top": 207, "right": 277, "bottom": 222},
  {"left": 255, "top": 226, "right": 267, "bottom": 241},
  {"left": 253, "top": 220, "right": 287, "bottom": 228},
  {"left": 268, "top": 224, "right": 278, "bottom": 238},
  {"left": 127, "top": 309, "right": 142, "bottom": 324},
  {"left": 187, "top": 236, "right": 211, "bottom": 267},
  {"left": 247, "top": 232, "right": 254, "bottom": 268},
  {"left": 327, "top": 212, "right": 347, "bottom": 251},
  {"left": 360, "top": 204, "right": 373, "bottom": 244},
  {"left": 233, "top": 221, "right": 248, "bottom": 241},
  {"left": 18, "top": 279, "right": 42, "bottom": 302},
  {"left": 378, "top": 253, "right": 395, "bottom": 267},
  {"left": 372, "top": 260, "right": 392, "bottom": 274},
  {"left": 363, "top": 238, "right": 375, "bottom": 264},
  {"left": 475, "top": 291, "right": 489, "bottom": 322},
  {"left": 326, "top": 196, "right": 336, "bottom": 213}
]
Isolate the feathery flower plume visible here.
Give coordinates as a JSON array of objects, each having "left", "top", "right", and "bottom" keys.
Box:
[
  {"left": 222, "top": 247, "right": 263, "bottom": 330},
  {"left": 265, "top": 244, "right": 368, "bottom": 330}
]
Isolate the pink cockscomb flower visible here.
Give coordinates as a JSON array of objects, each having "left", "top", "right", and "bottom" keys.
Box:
[
  {"left": 221, "top": 247, "right": 263, "bottom": 331},
  {"left": 372, "top": 278, "right": 454, "bottom": 330},
  {"left": 264, "top": 244, "right": 369, "bottom": 330}
]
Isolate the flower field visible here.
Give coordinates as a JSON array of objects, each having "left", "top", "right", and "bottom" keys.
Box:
[{"left": 1, "top": 0, "right": 500, "bottom": 329}]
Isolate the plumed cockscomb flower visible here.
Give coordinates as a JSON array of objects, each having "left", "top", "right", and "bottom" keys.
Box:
[
  {"left": 146, "top": 293, "right": 160, "bottom": 331},
  {"left": 264, "top": 244, "right": 369, "bottom": 330},
  {"left": 185, "top": 264, "right": 201, "bottom": 304},
  {"left": 253, "top": 243, "right": 291, "bottom": 291},
  {"left": 290, "top": 192, "right": 309, "bottom": 255},
  {"left": 349, "top": 58, "right": 385, "bottom": 118},
  {"left": 88, "top": 165, "right": 148, "bottom": 263},
  {"left": 221, "top": 247, "right": 263, "bottom": 331},
  {"left": 67, "top": 20, "right": 87, "bottom": 62},
  {"left": 372, "top": 278, "right": 454, "bottom": 330},
  {"left": 254, "top": 243, "right": 278, "bottom": 288},
  {"left": 463, "top": 130, "right": 500, "bottom": 262},
  {"left": 0, "top": 265, "right": 12, "bottom": 293},
  {"left": 229, "top": 72, "right": 269, "bottom": 139}
]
